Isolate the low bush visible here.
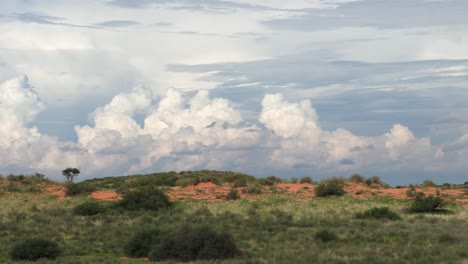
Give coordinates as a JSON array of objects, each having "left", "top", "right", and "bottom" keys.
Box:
[
  {"left": 148, "top": 224, "right": 241, "bottom": 261},
  {"left": 65, "top": 182, "right": 95, "bottom": 197},
  {"left": 290, "top": 177, "right": 298, "bottom": 184},
  {"left": 406, "top": 185, "right": 417, "bottom": 198},
  {"left": 348, "top": 174, "right": 365, "bottom": 184},
  {"left": 423, "top": 179, "right": 437, "bottom": 187},
  {"left": 441, "top": 183, "right": 452, "bottom": 190},
  {"left": 233, "top": 178, "right": 247, "bottom": 188},
  {"left": 73, "top": 201, "right": 107, "bottom": 216},
  {"left": 259, "top": 176, "right": 282, "bottom": 186},
  {"left": 176, "top": 178, "right": 197, "bottom": 187},
  {"left": 315, "top": 178, "right": 345, "bottom": 197},
  {"left": 125, "top": 228, "right": 161, "bottom": 258},
  {"left": 11, "top": 238, "right": 61, "bottom": 261},
  {"left": 408, "top": 192, "right": 445, "bottom": 213},
  {"left": 355, "top": 207, "right": 401, "bottom": 220},
  {"left": 226, "top": 189, "right": 240, "bottom": 200},
  {"left": 299, "top": 176, "right": 312, "bottom": 184},
  {"left": 314, "top": 229, "right": 338, "bottom": 243},
  {"left": 365, "top": 176, "right": 384, "bottom": 187},
  {"left": 243, "top": 185, "right": 263, "bottom": 194},
  {"left": 200, "top": 176, "right": 221, "bottom": 185},
  {"left": 119, "top": 186, "right": 171, "bottom": 210}
]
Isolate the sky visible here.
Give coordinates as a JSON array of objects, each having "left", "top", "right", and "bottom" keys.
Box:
[{"left": 1, "top": 0, "right": 468, "bottom": 184}]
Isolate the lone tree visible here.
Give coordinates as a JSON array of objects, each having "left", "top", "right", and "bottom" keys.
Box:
[{"left": 62, "top": 168, "right": 80, "bottom": 183}]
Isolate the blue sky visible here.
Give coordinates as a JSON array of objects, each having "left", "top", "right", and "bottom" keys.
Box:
[{"left": 1, "top": 0, "right": 468, "bottom": 184}]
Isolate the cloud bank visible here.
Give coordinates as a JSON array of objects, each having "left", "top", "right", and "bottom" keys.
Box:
[{"left": 2, "top": 75, "right": 464, "bottom": 183}]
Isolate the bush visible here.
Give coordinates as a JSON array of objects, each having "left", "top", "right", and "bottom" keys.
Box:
[
  {"left": 11, "top": 238, "right": 61, "bottom": 261},
  {"left": 408, "top": 192, "right": 445, "bottom": 213},
  {"left": 348, "top": 174, "right": 365, "bottom": 184},
  {"left": 423, "top": 179, "right": 437, "bottom": 187},
  {"left": 299, "top": 176, "right": 312, "bottom": 184},
  {"left": 290, "top": 177, "right": 298, "bottom": 184},
  {"left": 441, "top": 183, "right": 452, "bottom": 190},
  {"left": 233, "top": 178, "right": 247, "bottom": 188},
  {"left": 125, "top": 228, "right": 161, "bottom": 258},
  {"left": 355, "top": 207, "right": 401, "bottom": 220},
  {"left": 148, "top": 225, "right": 241, "bottom": 261},
  {"left": 259, "top": 176, "right": 282, "bottom": 186},
  {"left": 176, "top": 178, "right": 197, "bottom": 187},
  {"left": 73, "top": 201, "right": 107, "bottom": 216},
  {"left": 65, "top": 182, "right": 95, "bottom": 197},
  {"left": 120, "top": 186, "right": 171, "bottom": 210},
  {"left": 365, "top": 176, "right": 383, "bottom": 187},
  {"left": 315, "top": 178, "right": 345, "bottom": 197},
  {"left": 406, "top": 185, "right": 417, "bottom": 198},
  {"left": 314, "top": 229, "right": 338, "bottom": 243},
  {"left": 226, "top": 189, "right": 239, "bottom": 200},
  {"left": 243, "top": 185, "right": 263, "bottom": 194}
]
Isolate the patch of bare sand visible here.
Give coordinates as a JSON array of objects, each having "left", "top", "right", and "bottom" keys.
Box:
[
  {"left": 90, "top": 191, "right": 122, "bottom": 201},
  {"left": 45, "top": 184, "right": 66, "bottom": 199}
]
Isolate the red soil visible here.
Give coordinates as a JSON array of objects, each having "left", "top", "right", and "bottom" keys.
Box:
[
  {"left": 42, "top": 181, "right": 467, "bottom": 206},
  {"left": 167, "top": 182, "right": 232, "bottom": 202},
  {"left": 45, "top": 184, "right": 66, "bottom": 199},
  {"left": 90, "top": 191, "right": 122, "bottom": 201}
]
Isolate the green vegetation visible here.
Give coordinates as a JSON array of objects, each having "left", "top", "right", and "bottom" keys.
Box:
[
  {"left": 0, "top": 171, "right": 467, "bottom": 263},
  {"left": 226, "top": 189, "right": 240, "bottom": 200},
  {"left": 314, "top": 229, "right": 338, "bottom": 243},
  {"left": 355, "top": 207, "right": 401, "bottom": 220},
  {"left": 73, "top": 200, "right": 107, "bottom": 216},
  {"left": 315, "top": 177, "right": 346, "bottom": 197},
  {"left": 125, "top": 228, "right": 162, "bottom": 258},
  {"left": 11, "top": 238, "right": 60, "bottom": 261},
  {"left": 62, "top": 167, "right": 80, "bottom": 183},
  {"left": 408, "top": 192, "right": 445, "bottom": 213},
  {"left": 148, "top": 225, "right": 241, "bottom": 261},
  {"left": 299, "top": 176, "right": 312, "bottom": 184},
  {"left": 423, "top": 179, "right": 437, "bottom": 187},
  {"left": 65, "top": 182, "right": 96, "bottom": 197},
  {"left": 119, "top": 186, "right": 171, "bottom": 210}
]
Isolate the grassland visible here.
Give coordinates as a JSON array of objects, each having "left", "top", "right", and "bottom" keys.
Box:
[{"left": 0, "top": 172, "right": 467, "bottom": 263}]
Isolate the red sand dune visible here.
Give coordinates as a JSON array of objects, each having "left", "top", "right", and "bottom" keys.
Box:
[{"left": 42, "top": 181, "right": 467, "bottom": 206}]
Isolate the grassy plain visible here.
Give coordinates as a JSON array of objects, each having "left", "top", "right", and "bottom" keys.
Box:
[{"left": 0, "top": 172, "right": 467, "bottom": 263}]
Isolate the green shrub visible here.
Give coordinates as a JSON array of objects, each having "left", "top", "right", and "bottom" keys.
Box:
[
  {"left": 259, "top": 176, "right": 283, "bottom": 186},
  {"left": 226, "top": 189, "right": 239, "bottom": 200},
  {"left": 406, "top": 185, "right": 417, "bottom": 198},
  {"left": 270, "top": 209, "right": 293, "bottom": 225},
  {"left": 200, "top": 176, "right": 221, "bottom": 185},
  {"left": 148, "top": 225, "right": 241, "bottom": 261},
  {"left": 120, "top": 186, "right": 171, "bottom": 210},
  {"left": 73, "top": 201, "right": 107, "bottom": 216},
  {"left": 11, "top": 238, "right": 61, "bottom": 261},
  {"left": 365, "top": 176, "right": 384, "bottom": 187},
  {"left": 65, "top": 182, "right": 95, "bottom": 197},
  {"left": 233, "top": 178, "right": 247, "bottom": 188},
  {"left": 299, "top": 176, "right": 312, "bottom": 184},
  {"left": 6, "top": 183, "right": 21, "bottom": 193},
  {"left": 7, "top": 174, "right": 26, "bottom": 182},
  {"left": 243, "top": 185, "right": 263, "bottom": 194},
  {"left": 314, "top": 229, "right": 338, "bottom": 243},
  {"left": 441, "top": 183, "right": 452, "bottom": 190},
  {"left": 315, "top": 178, "right": 345, "bottom": 197},
  {"left": 355, "top": 207, "right": 401, "bottom": 220},
  {"left": 423, "top": 179, "right": 437, "bottom": 187},
  {"left": 348, "top": 174, "right": 365, "bottom": 184},
  {"left": 125, "top": 228, "right": 161, "bottom": 258},
  {"left": 176, "top": 178, "right": 197, "bottom": 187},
  {"left": 408, "top": 192, "right": 445, "bottom": 213},
  {"left": 290, "top": 177, "right": 298, "bottom": 183}
]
